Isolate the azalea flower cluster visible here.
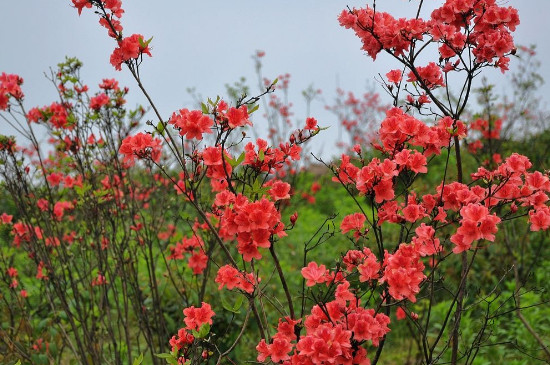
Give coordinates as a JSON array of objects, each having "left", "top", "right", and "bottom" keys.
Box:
[
  {"left": 274, "top": 244, "right": 424, "bottom": 365},
  {"left": 467, "top": 117, "right": 503, "bottom": 154},
  {"left": 5, "top": 220, "right": 62, "bottom": 284},
  {"left": 168, "top": 100, "right": 252, "bottom": 142},
  {"left": 243, "top": 138, "right": 302, "bottom": 175},
  {"left": 0, "top": 135, "right": 16, "bottom": 152},
  {"left": 167, "top": 234, "right": 208, "bottom": 275},
  {"left": 339, "top": 0, "right": 519, "bottom": 74},
  {"left": 119, "top": 132, "right": 162, "bottom": 166},
  {"left": 0, "top": 72, "right": 24, "bottom": 110},
  {"left": 27, "top": 102, "right": 72, "bottom": 130},
  {"left": 214, "top": 191, "right": 287, "bottom": 262},
  {"left": 379, "top": 244, "right": 426, "bottom": 303},
  {"left": 0, "top": 218, "right": 28, "bottom": 298},
  {"left": 90, "top": 78, "right": 128, "bottom": 110},
  {"left": 332, "top": 109, "right": 465, "bottom": 206},
  {"left": 72, "top": 0, "right": 151, "bottom": 70},
  {"left": 335, "top": 145, "right": 550, "bottom": 254},
  {"left": 215, "top": 264, "right": 259, "bottom": 293},
  {"left": 26, "top": 76, "right": 129, "bottom": 133},
  {"left": 470, "top": 153, "right": 550, "bottom": 232},
  {"left": 110, "top": 34, "right": 152, "bottom": 71},
  {"left": 257, "top": 275, "right": 391, "bottom": 364},
  {"left": 169, "top": 302, "right": 215, "bottom": 362},
  {"left": 304, "top": 242, "right": 425, "bottom": 305}
]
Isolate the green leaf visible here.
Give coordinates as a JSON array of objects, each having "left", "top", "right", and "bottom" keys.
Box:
[
  {"left": 224, "top": 151, "right": 245, "bottom": 168},
  {"left": 233, "top": 295, "right": 244, "bottom": 312},
  {"left": 249, "top": 179, "right": 270, "bottom": 196},
  {"left": 248, "top": 104, "right": 259, "bottom": 114},
  {"left": 223, "top": 152, "right": 237, "bottom": 168},
  {"left": 74, "top": 183, "right": 91, "bottom": 198},
  {"left": 180, "top": 211, "right": 191, "bottom": 221},
  {"left": 258, "top": 149, "right": 265, "bottom": 162},
  {"left": 251, "top": 179, "right": 261, "bottom": 193},
  {"left": 139, "top": 36, "right": 153, "bottom": 48},
  {"left": 132, "top": 353, "right": 144, "bottom": 365},
  {"left": 272, "top": 77, "right": 279, "bottom": 85},
  {"left": 155, "top": 353, "right": 178, "bottom": 365},
  {"left": 156, "top": 121, "right": 165, "bottom": 136},
  {"left": 197, "top": 322, "right": 211, "bottom": 338},
  {"left": 48, "top": 342, "right": 58, "bottom": 356},
  {"left": 235, "top": 151, "right": 245, "bottom": 165},
  {"left": 221, "top": 295, "right": 241, "bottom": 314},
  {"left": 201, "top": 102, "right": 209, "bottom": 114}
]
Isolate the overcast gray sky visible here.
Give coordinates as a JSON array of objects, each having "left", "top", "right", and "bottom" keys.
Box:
[{"left": 2, "top": 1, "right": 549, "bottom": 157}]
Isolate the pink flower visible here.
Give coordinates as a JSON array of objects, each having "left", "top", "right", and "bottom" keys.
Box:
[
  {"left": 402, "top": 202, "right": 427, "bottom": 223},
  {"left": 394, "top": 149, "right": 427, "bottom": 174},
  {"left": 92, "top": 273, "right": 107, "bottom": 286},
  {"left": 47, "top": 172, "right": 64, "bottom": 187},
  {"left": 311, "top": 182, "right": 321, "bottom": 194},
  {"left": 169, "top": 109, "right": 214, "bottom": 140},
  {"left": 347, "top": 307, "right": 391, "bottom": 345},
  {"left": 219, "top": 197, "right": 284, "bottom": 261},
  {"left": 386, "top": 69, "right": 402, "bottom": 83},
  {"left": 451, "top": 203, "right": 501, "bottom": 253},
  {"left": 188, "top": 252, "right": 208, "bottom": 275},
  {"left": 396, "top": 307, "right": 406, "bottom": 320},
  {"left": 305, "top": 117, "right": 318, "bottom": 130},
  {"left": 335, "top": 280, "right": 355, "bottom": 304},
  {"left": 225, "top": 105, "right": 252, "bottom": 128},
  {"left": 90, "top": 93, "right": 109, "bottom": 110},
  {"left": 0, "top": 73, "right": 24, "bottom": 110},
  {"left": 269, "top": 180, "right": 291, "bottom": 201},
  {"left": 36, "top": 261, "right": 48, "bottom": 280},
  {"left": 529, "top": 206, "right": 550, "bottom": 231},
  {"left": 407, "top": 62, "right": 445, "bottom": 89},
  {"left": 71, "top": 0, "right": 92, "bottom": 15},
  {"left": 215, "top": 265, "right": 258, "bottom": 293},
  {"left": 412, "top": 223, "right": 442, "bottom": 256},
  {"left": 169, "top": 328, "right": 194, "bottom": 352},
  {"left": 340, "top": 212, "right": 366, "bottom": 234},
  {"left": 183, "top": 302, "right": 215, "bottom": 331},
  {"left": 268, "top": 337, "right": 293, "bottom": 363},
  {"left": 256, "top": 339, "right": 271, "bottom": 362},
  {"left": 119, "top": 132, "right": 162, "bottom": 165},
  {"left": 7, "top": 267, "right": 18, "bottom": 277},
  {"left": 373, "top": 178, "right": 395, "bottom": 203},
  {"left": 110, "top": 34, "right": 152, "bottom": 70},
  {"left": 358, "top": 248, "right": 381, "bottom": 282},
  {"left": 104, "top": 0, "right": 124, "bottom": 18},
  {"left": 1, "top": 213, "right": 13, "bottom": 224},
  {"left": 296, "top": 323, "right": 353, "bottom": 363},
  {"left": 301, "top": 262, "right": 328, "bottom": 286},
  {"left": 99, "top": 78, "right": 120, "bottom": 90},
  {"left": 53, "top": 201, "right": 74, "bottom": 220},
  {"left": 290, "top": 211, "right": 299, "bottom": 225},
  {"left": 381, "top": 243, "right": 425, "bottom": 302}
]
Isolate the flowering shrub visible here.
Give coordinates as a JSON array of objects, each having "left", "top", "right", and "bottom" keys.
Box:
[{"left": 1, "top": 1, "right": 550, "bottom": 365}]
